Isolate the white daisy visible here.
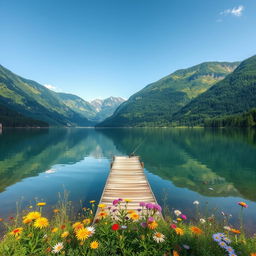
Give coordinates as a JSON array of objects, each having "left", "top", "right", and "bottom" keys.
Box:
[
  {"left": 193, "top": 200, "right": 199, "bottom": 205},
  {"left": 87, "top": 226, "right": 95, "bottom": 237},
  {"left": 153, "top": 232, "right": 165, "bottom": 243},
  {"left": 174, "top": 210, "right": 181, "bottom": 216},
  {"left": 52, "top": 242, "right": 64, "bottom": 254},
  {"left": 200, "top": 218, "right": 206, "bottom": 224}
]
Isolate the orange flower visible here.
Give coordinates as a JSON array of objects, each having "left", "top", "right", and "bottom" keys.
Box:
[
  {"left": 0, "top": 218, "right": 3, "bottom": 222},
  {"left": 53, "top": 209, "right": 59, "bottom": 213},
  {"left": 250, "top": 253, "right": 256, "bottom": 256},
  {"left": 230, "top": 228, "right": 241, "bottom": 234},
  {"left": 190, "top": 226, "right": 203, "bottom": 235},
  {"left": 173, "top": 250, "right": 179, "bottom": 256},
  {"left": 98, "top": 211, "right": 107, "bottom": 219},
  {"left": 9, "top": 227, "right": 23, "bottom": 237},
  {"left": 148, "top": 221, "right": 158, "bottom": 230},
  {"left": 72, "top": 222, "right": 84, "bottom": 231}
]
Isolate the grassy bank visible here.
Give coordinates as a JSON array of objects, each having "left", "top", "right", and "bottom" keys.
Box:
[{"left": 0, "top": 194, "right": 255, "bottom": 256}]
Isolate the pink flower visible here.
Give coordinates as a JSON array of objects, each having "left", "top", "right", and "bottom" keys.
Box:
[
  {"left": 170, "top": 224, "right": 177, "bottom": 229},
  {"left": 139, "top": 202, "right": 146, "bottom": 207},
  {"left": 113, "top": 199, "right": 119, "bottom": 205},
  {"left": 180, "top": 214, "right": 187, "bottom": 220},
  {"left": 146, "top": 203, "right": 154, "bottom": 209}
]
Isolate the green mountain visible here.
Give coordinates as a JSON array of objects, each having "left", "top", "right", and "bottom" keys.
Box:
[
  {"left": 173, "top": 55, "right": 256, "bottom": 126},
  {"left": 0, "top": 65, "right": 92, "bottom": 127},
  {"left": 0, "top": 103, "right": 48, "bottom": 127},
  {"left": 97, "top": 61, "right": 239, "bottom": 127}
]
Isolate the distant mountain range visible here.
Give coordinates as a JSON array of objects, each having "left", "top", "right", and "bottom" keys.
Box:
[
  {"left": 0, "top": 64, "right": 124, "bottom": 127},
  {"left": 98, "top": 55, "right": 256, "bottom": 127}
]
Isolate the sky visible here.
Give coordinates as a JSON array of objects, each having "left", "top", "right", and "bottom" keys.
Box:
[{"left": 0, "top": 0, "right": 256, "bottom": 101}]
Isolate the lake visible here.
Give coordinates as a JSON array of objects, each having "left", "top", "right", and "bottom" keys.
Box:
[{"left": 0, "top": 128, "right": 255, "bottom": 234}]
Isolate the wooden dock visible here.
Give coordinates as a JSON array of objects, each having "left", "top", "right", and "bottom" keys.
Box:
[{"left": 95, "top": 156, "right": 161, "bottom": 220}]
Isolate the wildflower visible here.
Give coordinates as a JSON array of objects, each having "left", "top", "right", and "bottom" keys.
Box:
[
  {"left": 82, "top": 218, "right": 91, "bottom": 225},
  {"left": 112, "top": 224, "right": 120, "bottom": 231},
  {"left": 130, "top": 212, "right": 140, "bottom": 221},
  {"left": 90, "top": 200, "right": 96, "bottom": 204},
  {"left": 124, "top": 199, "right": 132, "bottom": 203},
  {"left": 98, "top": 211, "right": 108, "bottom": 219},
  {"left": 230, "top": 228, "right": 241, "bottom": 234},
  {"left": 23, "top": 217, "right": 33, "bottom": 224},
  {"left": 153, "top": 232, "right": 165, "bottom": 243},
  {"left": 190, "top": 226, "right": 203, "bottom": 235},
  {"left": 193, "top": 201, "right": 199, "bottom": 205},
  {"left": 238, "top": 202, "right": 248, "bottom": 208},
  {"left": 113, "top": 199, "right": 119, "bottom": 205},
  {"left": 180, "top": 214, "right": 187, "bottom": 220},
  {"left": 60, "top": 225, "right": 66, "bottom": 229},
  {"left": 139, "top": 202, "right": 146, "bottom": 207},
  {"left": 175, "top": 228, "right": 184, "bottom": 236},
  {"left": 212, "top": 234, "right": 222, "bottom": 242},
  {"left": 9, "top": 227, "right": 23, "bottom": 237},
  {"left": 34, "top": 217, "right": 49, "bottom": 229},
  {"left": 61, "top": 231, "right": 69, "bottom": 238},
  {"left": 82, "top": 207, "right": 86, "bottom": 211},
  {"left": 183, "top": 244, "right": 190, "bottom": 250},
  {"left": 173, "top": 250, "right": 179, "bottom": 256},
  {"left": 148, "top": 221, "right": 158, "bottom": 230},
  {"left": 177, "top": 218, "right": 182, "bottom": 222},
  {"left": 0, "top": 218, "right": 3, "bottom": 221},
  {"left": 140, "top": 222, "right": 147, "bottom": 228},
  {"left": 250, "top": 253, "right": 256, "bottom": 256},
  {"left": 37, "top": 202, "right": 46, "bottom": 206},
  {"left": 224, "top": 226, "right": 231, "bottom": 231},
  {"left": 76, "top": 227, "right": 90, "bottom": 241},
  {"left": 174, "top": 210, "right": 181, "bottom": 216},
  {"left": 118, "top": 198, "right": 123, "bottom": 202},
  {"left": 72, "top": 222, "right": 84, "bottom": 231},
  {"left": 148, "top": 217, "right": 154, "bottom": 222},
  {"left": 170, "top": 224, "right": 177, "bottom": 229},
  {"left": 225, "top": 246, "right": 235, "bottom": 254},
  {"left": 53, "top": 209, "right": 59, "bottom": 213},
  {"left": 98, "top": 204, "right": 106, "bottom": 208},
  {"left": 87, "top": 226, "right": 95, "bottom": 237},
  {"left": 51, "top": 227, "right": 58, "bottom": 233},
  {"left": 26, "top": 211, "right": 41, "bottom": 220},
  {"left": 153, "top": 204, "right": 162, "bottom": 212},
  {"left": 200, "top": 218, "right": 206, "bottom": 224},
  {"left": 52, "top": 242, "right": 64, "bottom": 254},
  {"left": 218, "top": 241, "right": 228, "bottom": 249},
  {"left": 145, "top": 203, "right": 154, "bottom": 209},
  {"left": 90, "top": 241, "right": 99, "bottom": 249}
]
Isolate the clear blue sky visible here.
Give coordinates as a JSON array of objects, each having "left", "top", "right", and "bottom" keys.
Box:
[{"left": 0, "top": 0, "right": 255, "bottom": 101}]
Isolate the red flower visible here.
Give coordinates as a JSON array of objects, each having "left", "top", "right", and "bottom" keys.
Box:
[
  {"left": 60, "top": 225, "right": 66, "bottom": 230},
  {"left": 111, "top": 224, "right": 119, "bottom": 231},
  {"left": 170, "top": 224, "right": 177, "bottom": 229}
]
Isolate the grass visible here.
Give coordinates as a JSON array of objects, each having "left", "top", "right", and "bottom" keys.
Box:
[{"left": 0, "top": 193, "right": 255, "bottom": 256}]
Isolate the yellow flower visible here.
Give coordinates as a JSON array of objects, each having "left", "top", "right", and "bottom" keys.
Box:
[
  {"left": 9, "top": 227, "right": 23, "bottom": 237},
  {"left": 76, "top": 227, "right": 90, "bottom": 241},
  {"left": 90, "top": 241, "right": 99, "bottom": 249},
  {"left": 34, "top": 217, "right": 49, "bottom": 229},
  {"left": 82, "top": 218, "right": 91, "bottom": 225},
  {"left": 23, "top": 217, "right": 33, "bottom": 224},
  {"left": 98, "top": 204, "right": 106, "bottom": 208},
  {"left": 61, "top": 231, "right": 69, "bottom": 238},
  {"left": 51, "top": 227, "right": 59, "bottom": 233},
  {"left": 130, "top": 212, "right": 140, "bottom": 221},
  {"left": 26, "top": 211, "right": 41, "bottom": 220},
  {"left": 148, "top": 221, "right": 158, "bottom": 230},
  {"left": 127, "top": 210, "right": 135, "bottom": 214},
  {"left": 175, "top": 228, "right": 184, "bottom": 236},
  {"left": 82, "top": 207, "right": 87, "bottom": 211},
  {"left": 29, "top": 206, "right": 33, "bottom": 209},
  {"left": 190, "top": 226, "right": 203, "bottom": 235},
  {"left": 90, "top": 200, "right": 96, "bottom": 204},
  {"left": 177, "top": 218, "right": 182, "bottom": 222},
  {"left": 72, "top": 222, "right": 84, "bottom": 231},
  {"left": 37, "top": 202, "right": 46, "bottom": 206},
  {"left": 124, "top": 199, "right": 132, "bottom": 203}
]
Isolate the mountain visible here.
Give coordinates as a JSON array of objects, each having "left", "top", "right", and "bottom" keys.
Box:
[
  {"left": 0, "top": 64, "right": 92, "bottom": 126},
  {"left": 90, "top": 97, "right": 125, "bottom": 122},
  {"left": 173, "top": 55, "right": 256, "bottom": 126},
  {"left": 97, "top": 61, "right": 239, "bottom": 127}
]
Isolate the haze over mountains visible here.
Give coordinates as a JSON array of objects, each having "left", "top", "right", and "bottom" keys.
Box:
[
  {"left": 0, "top": 64, "right": 124, "bottom": 127},
  {"left": 98, "top": 55, "right": 256, "bottom": 128}
]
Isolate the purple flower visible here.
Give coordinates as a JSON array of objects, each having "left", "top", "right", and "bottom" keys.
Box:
[
  {"left": 113, "top": 199, "right": 119, "bottom": 205},
  {"left": 147, "top": 217, "right": 154, "bottom": 223},
  {"left": 137, "top": 209, "right": 142, "bottom": 212},
  {"left": 118, "top": 198, "right": 123, "bottom": 202},
  {"left": 140, "top": 222, "right": 147, "bottom": 228},
  {"left": 145, "top": 203, "right": 154, "bottom": 209},
  {"left": 153, "top": 204, "right": 162, "bottom": 212},
  {"left": 139, "top": 202, "right": 146, "bottom": 207},
  {"left": 180, "top": 214, "right": 187, "bottom": 220}
]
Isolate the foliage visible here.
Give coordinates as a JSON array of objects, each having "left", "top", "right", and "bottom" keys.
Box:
[
  {"left": 0, "top": 195, "right": 256, "bottom": 255},
  {"left": 97, "top": 62, "right": 239, "bottom": 127}
]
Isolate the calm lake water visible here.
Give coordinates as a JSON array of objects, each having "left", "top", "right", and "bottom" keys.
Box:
[{"left": 0, "top": 128, "right": 256, "bottom": 233}]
